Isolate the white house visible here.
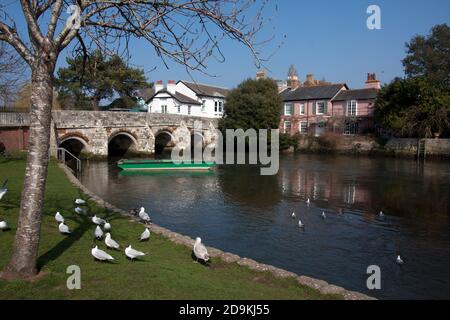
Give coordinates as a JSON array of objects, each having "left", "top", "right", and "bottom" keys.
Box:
[{"left": 146, "top": 80, "right": 229, "bottom": 118}]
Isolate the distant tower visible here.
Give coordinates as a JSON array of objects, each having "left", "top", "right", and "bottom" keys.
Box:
[
  {"left": 256, "top": 69, "right": 268, "bottom": 80},
  {"left": 287, "top": 65, "right": 301, "bottom": 88}
]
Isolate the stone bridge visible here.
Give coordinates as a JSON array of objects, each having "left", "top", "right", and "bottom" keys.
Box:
[
  {"left": 0, "top": 111, "right": 219, "bottom": 157},
  {"left": 52, "top": 111, "right": 219, "bottom": 157}
]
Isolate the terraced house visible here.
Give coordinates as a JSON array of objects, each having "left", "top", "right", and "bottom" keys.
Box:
[{"left": 280, "top": 74, "right": 381, "bottom": 136}]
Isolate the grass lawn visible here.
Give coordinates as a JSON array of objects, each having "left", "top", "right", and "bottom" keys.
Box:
[{"left": 0, "top": 158, "right": 341, "bottom": 300}]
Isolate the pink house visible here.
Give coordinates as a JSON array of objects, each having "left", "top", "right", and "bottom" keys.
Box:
[{"left": 280, "top": 74, "right": 381, "bottom": 136}]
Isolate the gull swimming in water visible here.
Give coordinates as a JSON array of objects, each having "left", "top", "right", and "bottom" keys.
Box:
[
  {"left": 58, "top": 222, "right": 70, "bottom": 235},
  {"left": 379, "top": 211, "right": 385, "bottom": 218},
  {"left": 0, "top": 179, "right": 8, "bottom": 200},
  {"left": 193, "top": 237, "right": 210, "bottom": 263},
  {"left": 321, "top": 211, "right": 327, "bottom": 219},
  {"left": 91, "top": 245, "right": 114, "bottom": 262},
  {"left": 306, "top": 198, "right": 310, "bottom": 206},
  {"left": 75, "top": 198, "right": 86, "bottom": 205},
  {"left": 75, "top": 207, "right": 86, "bottom": 214},
  {"left": 140, "top": 228, "right": 150, "bottom": 242},
  {"left": 125, "top": 245, "right": 146, "bottom": 261},
  {"left": 291, "top": 212, "right": 296, "bottom": 219},
  {"left": 55, "top": 212, "right": 64, "bottom": 224},
  {"left": 298, "top": 220, "right": 305, "bottom": 228},
  {"left": 105, "top": 233, "right": 120, "bottom": 250},
  {"left": 103, "top": 221, "right": 111, "bottom": 231},
  {"left": 396, "top": 255, "right": 404, "bottom": 265},
  {"left": 92, "top": 215, "right": 105, "bottom": 225},
  {"left": 95, "top": 225, "right": 104, "bottom": 240},
  {"left": 138, "top": 207, "right": 151, "bottom": 224},
  {"left": 0, "top": 219, "right": 9, "bottom": 231}
]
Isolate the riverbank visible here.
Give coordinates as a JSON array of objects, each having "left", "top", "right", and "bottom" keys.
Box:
[{"left": 0, "top": 159, "right": 366, "bottom": 300}]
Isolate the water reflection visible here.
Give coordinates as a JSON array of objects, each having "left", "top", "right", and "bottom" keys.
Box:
[{"left": 80, "top": 154, "right": 450, "bottom": 299}]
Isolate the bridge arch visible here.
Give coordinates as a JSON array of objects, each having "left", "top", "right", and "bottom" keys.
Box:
[
  {"left": 108, "top": 131, "right": 139, "bottom": 157},
  {"left": 154, "top": 130, "right": 175, "bottom": 155},
  {"left": 58, "top": 134, "right": 90, "bottom": 157}
]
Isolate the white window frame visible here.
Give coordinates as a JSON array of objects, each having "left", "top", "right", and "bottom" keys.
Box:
[
  {"left": 316, "top": 101, "right": 325, "bottom": 115},
  {"left": 300, "top": 104, "right": 306, "bottom": 115},
  {"left": 299, "top": 121, "right": 308, "bottom": 134},
  {"left": 284, "top": 103, "right": 294, "bottom": 116},
  {"left": 283, "top": 121, "right": 292, "bottom": 134},
  {"left": 344, "top": 122, "right": 359, "bottom": 135},
  {"left": 346, "top": 100, "right": 357, "bottom": 116},
  {"left": 162, "top": 105, "right": 168, "bottom": 114}
]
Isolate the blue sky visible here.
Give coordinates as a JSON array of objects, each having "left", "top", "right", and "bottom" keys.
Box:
[{"left": 4, "top": 0, "right": 450, "bottom": 89}]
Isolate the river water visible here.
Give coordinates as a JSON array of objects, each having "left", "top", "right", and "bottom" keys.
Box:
[{"left": 80, "top": 154, "right": 450, "bottom": 299}]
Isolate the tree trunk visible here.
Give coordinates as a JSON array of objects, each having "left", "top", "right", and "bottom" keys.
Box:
[{"left": 1, "top": 59, "right": 55, "bottom": 280}]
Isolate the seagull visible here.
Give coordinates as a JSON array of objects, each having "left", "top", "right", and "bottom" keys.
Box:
[
  {"left": 298, "top": 220, "right": 305, "bottom": 228},
  {"left": 193, "top": 237, "right": 210, "bottom": 263},
  {"left": 139, "top": 207, "right": 151, "bottom": 224},
  {"left": 91, "top": 245, "right": 114, "bottom": 262},
  {"left": 396, "top": 255, "right": 404, "bottom": 265},
  {"left": 75, "top": 198, "right": 86, "bottom": 205},
  {"left": 291, "top": 212, "right": 296, "bottom": 219},
  {"left": 306, "top": 198, "right": 310, "bottom": 206},
  {"left": 92, "top": 215, "right": 105, "bottom": 225},
  {"left": 75, "top": 207, "right": 86, "bottom": 214},
  {"left": 55, "top": 212, "right": 64, "bottom": 223},
  {"left": 58, "top": 222, "right": 70, "bottom": 234},
  {"left": 105, "top": 233, "right": 120, "bottom": 250},
  {"left": 103, "top": 221, "right": 111, "bottom": 231},
  {"left": 95, "top": 225, "right": 103, "bottom": 240},
  {"left": 379, "top": 211, "right": 385, "bottom": 218},
  {"left": 321, "top": 211, "right": 327, "bottom": 219},
  {"left": 0, "top": 219, "right": 9, "bottom": 231},
  {"left": 125, "top": 245, "right": 146, "bottom": 261},
  {"left": 139, "top": 228, "right": 150, "bottom": 242},
  {"left": 0, "top": 179, "right": 7, "bottom": 200}
]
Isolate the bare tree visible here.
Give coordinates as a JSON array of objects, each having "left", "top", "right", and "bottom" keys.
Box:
[
  {"left": 0, "top": 42, "right": 25, "bottom": 108},
  {"left": 0, "top": 0, "right": 270, "bottom": 280}
]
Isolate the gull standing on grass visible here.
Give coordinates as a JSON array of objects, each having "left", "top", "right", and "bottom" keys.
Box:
[
  {"left": 55, "top": 212, "right": 64, "bottom": 224},
  {"left": 58, "top": 222, "right": 71, "bottom": 235},
  {"left": 0, "top": 179, "right": 8, "bottom": 200},
  {"left": 193, "top": 237, "right": 210, "bottom": 263},
  {"left": 139, "top": 207, "right": 151, "bottom": 224},
  {"left": 75, "top": 207, "right": 86, "bottom": 214},
  {"left": 91, "top": 245, "right": 115, "bottom": 262},
  {"left": 92, "top": 215, "right": 105, "bottom": 225},
  {"left": 105, "top": 233, "right": 120, "bottom": 250},
  {"left": 103, "top": 221, "right": 111, "bottom": 231},
  {"left": 75, "top": 198, "right": 86, "bottom": 205},
  {"left": 95, "top": 225, "right": 104, "bottom": 240},
  {"left": 0, "top": 219, "right": 9, "bottom": 231},
  {"left": 125, "top": 245, "right": 146, "bottom": 261},
  {"left": 139, "top": 228, "right": 150, "bottom": 241}
]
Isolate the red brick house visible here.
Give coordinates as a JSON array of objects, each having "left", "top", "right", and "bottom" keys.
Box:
[{"left": 279, "top": 74, "right": 381, "bottom": 136}]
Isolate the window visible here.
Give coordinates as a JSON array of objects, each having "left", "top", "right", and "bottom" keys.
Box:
[
  {"left": 300, "top": 104, "right": 306, "bottom": 115},
  {"left": 346, "top": 100, "right": 357, "bottom": 116},
  {"left": 214, "top": 100, "right": 218, "bottom": 112},
  {"left": 177, "top": 106, "right": 181, "bottom": 113},
  {"left": 284, "top": 103, "right": 294, "bottom": 116},
  {"left": 283, "top": 121, "right": 292, "bottom": 134},
  {"left": 202, "top": 100, "right": 206, "bottom": 112},
  {"left": 316, "top": 101, "right": 326, "bottom": 115},
  {"left": 162, "top": 105, "right": 168, "bottom": 114},
  {"left": 344, "top": 121, "right": 359, "bottom": 135},
  {"left": 188, "top": 106, "right": 191, "bottom": 115},
  {"left": 299, "top": 121, "right": 308, "bottom": 134},
  {"left": 218, "top": 101, "right": 223, "bottom": 113}
]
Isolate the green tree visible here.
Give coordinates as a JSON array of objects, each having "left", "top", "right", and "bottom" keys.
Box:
[
  {"left": 220, "top": 78, "right": 282, "bottom": 131},
  {"left": 402, "top": 23, "right": 450, "bottom": 88},
  {"left": 375, "top": 77, "right": 450, "bottom": 138},
  {"left": 55, "top": 51, "right": 151, "bottom": 110}
]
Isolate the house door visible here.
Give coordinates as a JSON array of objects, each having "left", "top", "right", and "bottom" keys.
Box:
[{"left": 315, "top": 123, "right": 325, "bottom": 137}]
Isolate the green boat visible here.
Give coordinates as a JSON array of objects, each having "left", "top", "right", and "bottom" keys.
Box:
[{"left": 117, "top": 159, "right": 216, "bottom": 171}]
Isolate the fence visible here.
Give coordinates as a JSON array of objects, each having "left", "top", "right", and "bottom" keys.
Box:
[{"left": 0, "top": 113, "right": 30, "bottom": 127}]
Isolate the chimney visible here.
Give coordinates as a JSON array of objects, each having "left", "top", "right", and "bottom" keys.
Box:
[
  {"left": 304, "top": 74, "right": 315, "bottom": 86},
  {"left": 155, "top": 80, "right": 164, "bottom": 92},
  {"left": 167, "top": 80, "right": 176, "bottom": 94},
  {"left": 256, "top": 70, "right": 267, "bottom": 80},
  {"left": 365, "top": 73, "right": 381, "bottom": 89},
  {"left": 287, "top": 75, "right": 300, "bottom": 89}
]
